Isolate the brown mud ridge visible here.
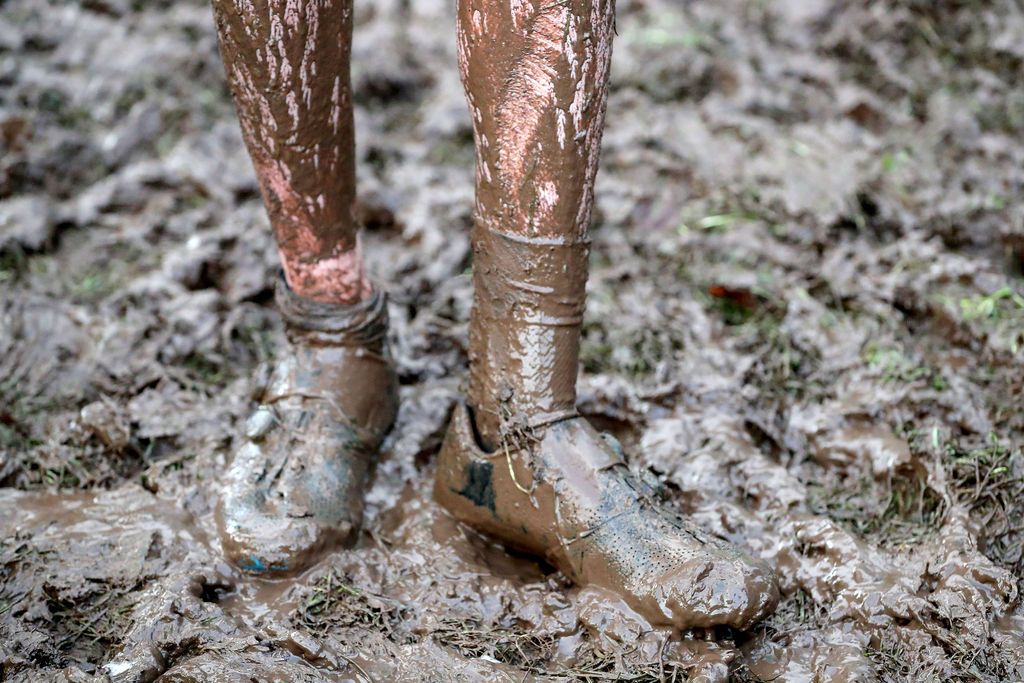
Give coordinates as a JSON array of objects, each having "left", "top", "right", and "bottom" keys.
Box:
[{"left": 2, "top": 0, "right": 1024, "bottom": 680}]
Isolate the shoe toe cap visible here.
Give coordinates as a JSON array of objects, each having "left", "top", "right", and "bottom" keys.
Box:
[{"left": 661, "top": 555, "right": 780, "bottom": 629}]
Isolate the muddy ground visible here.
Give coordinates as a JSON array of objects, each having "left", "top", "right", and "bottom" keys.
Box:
[{"left": 2, "top": 0, "right": 1024, "bottom": 680}]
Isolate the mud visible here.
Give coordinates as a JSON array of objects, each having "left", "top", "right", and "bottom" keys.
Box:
[
  {"left": 2, "top": 0, "right": 1024, "bottom": 680},
  {"left": 467, "top": 227, "right": 589, "bottom": 446}
]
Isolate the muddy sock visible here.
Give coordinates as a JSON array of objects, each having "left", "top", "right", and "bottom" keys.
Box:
[
  {"left": 274, "top": 275, "right": 396, "bottom": 441},
  {"left": 467, "top": 226, "right": 589, "bottom": 449},
  {"left": 211, "top": 0, "right": 370, "bottom": 304}
]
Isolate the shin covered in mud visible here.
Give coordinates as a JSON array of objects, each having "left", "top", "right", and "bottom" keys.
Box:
[{"left": 211, "top": 0, "right": 370, "bottom": 304}]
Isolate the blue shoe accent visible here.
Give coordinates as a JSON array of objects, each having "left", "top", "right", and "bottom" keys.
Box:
[{"left": 241, "top": 554, "right": 267, "bottom": 572}]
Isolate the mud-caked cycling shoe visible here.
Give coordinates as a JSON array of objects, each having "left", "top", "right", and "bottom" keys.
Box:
[
  {"left": 218, "top": 277, "right": 398, "bottom": 575},
  {"left": 435, "top": 403, "right": 779, "bottom": 629}
]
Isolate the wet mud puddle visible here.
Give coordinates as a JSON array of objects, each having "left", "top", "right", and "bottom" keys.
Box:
[
  {"left": 0, "top": 477, "right": 736, "bottom": 681},
  {"left": 6, "top": 402, "right": 1022, "bottom": 682}
]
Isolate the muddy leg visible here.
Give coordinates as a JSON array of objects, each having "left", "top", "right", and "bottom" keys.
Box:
[
  {"left": 437, "top": 0, "right": 780, "bottom": 629},
  {"left": 211, "top": 0, "right": 398, "bottom": 574},
  {"left": 212, "top": 0, "right": 368, "bottom": 304},
  {"left": 459, "top": 0, "right": 611, "bottom": 444}
]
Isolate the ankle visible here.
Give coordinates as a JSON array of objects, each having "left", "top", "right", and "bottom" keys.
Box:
[
  {"left": 465, "top": 397, "right": 580, "bottom": 452},
  {"left": 276, "top": 275, "right": 389, "bottom": 353},
  {"left": 280, "top": 246, "right": 371, "bottom": 306},
  {"left": 467, "top": 225, "right": 589, "bottom": 447},
  {"left": 272, "top": 275, "right": 398, "bottom": 439}
]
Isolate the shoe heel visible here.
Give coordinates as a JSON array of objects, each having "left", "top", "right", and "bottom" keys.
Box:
[{"left": 434, "top": 401, "right": 491, "bottom": 520}]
